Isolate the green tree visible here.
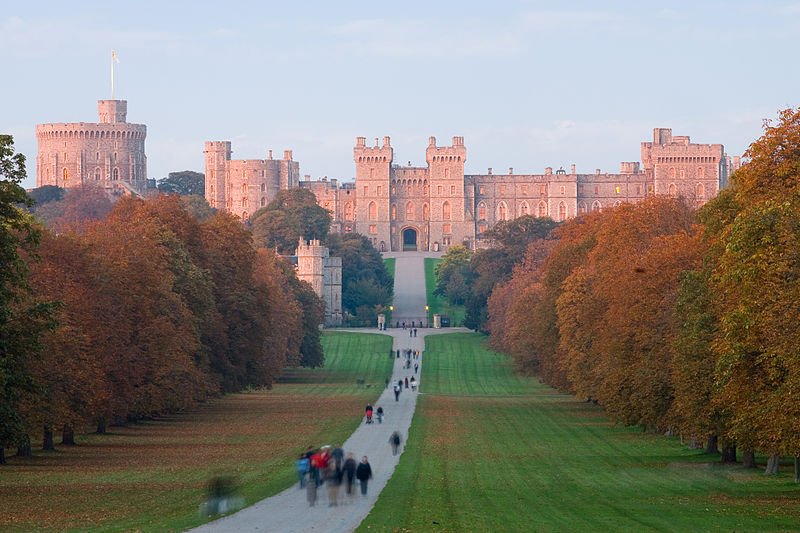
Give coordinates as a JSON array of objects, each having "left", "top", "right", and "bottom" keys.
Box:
[
  {"left": 250, "top": 188, "right": 331, "bottom": 254},
  {"left": 157, "top": 170, "right": 205, "bottom": 196},
  {"left": 327, "top": 233, "right": 393, "bottom": 320},
  {"left": 0, "top": 135, "right": 54, "bottom": 464},
  {"left": 26, "top": 185, "right": 64, "bottom": 207},
  {"left": 434, "top": 244, "right": 472, "bottom": 305}
]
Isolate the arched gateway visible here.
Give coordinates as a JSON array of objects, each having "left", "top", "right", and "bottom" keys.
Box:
[{"left": 402, "top": 227, "right": 418, "bottom": 251}]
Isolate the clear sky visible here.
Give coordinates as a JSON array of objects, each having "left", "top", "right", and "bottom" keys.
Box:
[{"left": 3, "top": 0, "right": 799, "bottom": 189}]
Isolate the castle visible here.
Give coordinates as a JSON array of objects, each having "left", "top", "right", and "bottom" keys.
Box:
[
  {"left": 203, "top": 141, "right": 300, "bottom": 220},
  {"left": 294, "top": 239, "right": 343, "bottom": 327},
  {"left": 35, "top": 100, "right": 147, "bottom": 194},
  {"left": 296, "top": 128, "right": 736, "bottom": 252}
]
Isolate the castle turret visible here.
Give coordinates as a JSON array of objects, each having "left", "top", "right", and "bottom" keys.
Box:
[
  {"left": 426, "top": 136, "right": 469, "bottom": 251},
  {"left": 354, "top": 136, "right": 393, "bottom": 251},
  {"left": 98, "top": 100, "right": 127, "bottom": 123},
  {"left": 204, "top": 141, "right": 231, "bottom": 210}
]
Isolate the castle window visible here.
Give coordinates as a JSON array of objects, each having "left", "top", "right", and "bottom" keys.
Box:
[
  {"left": 369, "top": 224, "right": 377, "bottom": 235},
  {"left": 560, "top": 186, "right": 565, "bottom": 195},
  {"left": 368, "top": 201, "right": 377, "bottom": 221},
  {"left": 363, "top": 185, "right": 368, "bottom": 196},
  {"left": 498, "top": 202, "right": 507, "bottom": 221},
  {"left": 261, "top": 183, "right": 266, "bottom": 193},
  {"left": 242, "top": 211, "right": 249, "bottom": 220},
  {"left": 450, "top": 185, "right": 456, "bottom": 194},
  {"left": 668, "top": 183, "right": 677, "bottom": 196},
  {"left": 478, "top": 202, "right": 486, "bottom": 220},
  {"left": 96, "top": 152, "right": 100, "bottom": 161},
  {"left": 578, "top": 184, "right": 584, "bottom": 193},
  {"left": 391, "top": 204, "right": 397, "bottom": 220},
  {"left": 437, "top": 185, "right": 443, "bottom": 195},
  {"left": 520, "top": 202, "right": 529, "bottom": 216},
  {"left": 594, "top": 186, "right": 599, "bottom": 195},
  {"left": 479, "top": 186, "right": 485, "bottom": 195},
  {"left": 443, "top": 223, "right": 452, "bottom": 234},
  {"left": 377, "top": 185, "right": 382, "bottom": 195},
  {"left": 345, "top": 202, "right": 354, "bottom": 221},
  {"left": 636, "top": 185, "right": 641, "bottom": 195},
  {"left": 615, "top": 185, "right": 621, "bottom": 194},
  {"left": 521, "top": 185, "right": 528, "bottom": 194},
  {"left": 478, "top": 221, "right": 488, "bottom": 234},
  {"left": 591, "top": 201, "right": 601, "bottom": 212},
  {"left": 500, "top": 185, "right": 506, "bottom": 194},
  {"left": 242, "top": 169, "right": 247, "bottom": 178},
  {"left": 423, "top": 203, "right": 429, "bottom": 220},
  {"left": 392, "top": 186, "right": 396, "bottom": 194},
  {"left": 697, "top": 167, "right": 704, "bottom": 179},
  {"left": 680, "top": 169, "right": 686, "bottom": 179},
  {"left": 112, "top": 168, "right": 118, "bottom": 181},
  {"left": 669, "top": 167, "right": 676, "bottom": 179},
  {"left": 94, "top": 168, "right": 101, "bottom": 181},
  {"left": 696, "top": 183, "right": 705, "bottom": 199},
  {"left": 370, "top": 168, "right": 375, "bottom": 178},
  {"left": 241, "top": 197, "right": 248, "bottom": 207},
  {"left": 242, "top": 184, "right": 248, "bottom": 193},
  {"left": 579, "top": 202, "right": 587, "bottom": 214},
  {"left": 406, "top": 201, "right": 415, "bottom": 221},
  {"left": 558, "top": 202, "right": 567, "bottom": 221},
  {"left": 537, "top": 201, "right": 547, "bottom": 218},
  {"left": 113, "top": 152, "right": 117, "bottom": 161},
  {"left": 443, "top": 201, "right": 451, "bottom": 221},
  {"left": 261, "top": 197, "right": 266, "bottom": 207},
  {"left": 63, "top": 168, "right": 69, "bottom": 181}
]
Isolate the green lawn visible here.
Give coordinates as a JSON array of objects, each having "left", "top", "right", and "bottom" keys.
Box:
[
  {"left": 0, "top": 331, "right": 393, "bottom": 533},
  {"left": 424, "top": 258, "right": 466, "bottom": 327},
  {"left": 359, "top": 332, "right": 800, "bottom": 532}
]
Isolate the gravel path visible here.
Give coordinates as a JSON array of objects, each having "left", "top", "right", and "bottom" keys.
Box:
[{"left": 191, "top": 252, "right": 465, "bottom": 532}]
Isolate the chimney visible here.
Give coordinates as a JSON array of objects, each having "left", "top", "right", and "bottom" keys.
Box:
[
  {"left": 488, "top": 167, "right": 492, "bottom": 175},
  {"left": 570, "top": 164, "right": 576, "bottom": 174},
  {"left": 429, "top": 136, "right": 436, "bottom": 146},
  {"left": 509, "top": 167, "right": 514, "bottom": 175},
  {"left": 383, "top": 136, "right": 391, "bottom": 147},
  {"left": 268, "top": 149, "right": 273, "bottom": 160},
  {"left": 284, "top": 150, "right": 293, "bottom": 160},
  {"left": 545, "top": 167, "right": 553, "bottom": 176},
  {"left": 356, "top": 136, "right": 366, "bottom": 147}
]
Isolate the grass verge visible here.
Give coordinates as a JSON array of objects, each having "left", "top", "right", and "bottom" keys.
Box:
[
  {"left": 0, "top": 331, "right": 393, "bottom": 533},
  {"left": 359, "top": 332, "right": 800, "bottom": 532},
  {"left": 424, "top": 258, "right": 465, "bottom": 327}
]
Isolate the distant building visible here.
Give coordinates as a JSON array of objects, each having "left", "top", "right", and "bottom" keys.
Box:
[
  {"left": 204, "top": 142, "right": 300, "bottom": 221},
  {"left": 36, "top": 100, "right": 147, "bottom": 195},
  {"left": 295, "top": 238, "right": 342, "bottom": 327}
]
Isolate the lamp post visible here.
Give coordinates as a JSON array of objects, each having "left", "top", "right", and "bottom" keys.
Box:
[
  {"left": 389, "top": 305, "right": 394, "bottom": 329},
  {"left": 425, "top": 305, "right": 429, "bottom": 328}
]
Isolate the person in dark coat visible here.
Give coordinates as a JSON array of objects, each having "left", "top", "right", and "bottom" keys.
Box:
[
  {"left": 343, "top": 452, "right": 357, "bottom": 495},
  {"left": 389, "top": 431, "right": 402, "bottom": 456},
  {"left": 356, "top": 456, "right": 373, "bottom": 495}
]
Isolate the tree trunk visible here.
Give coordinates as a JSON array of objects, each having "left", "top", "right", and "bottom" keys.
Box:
[
  {"left": 61, "top": 424, "right": 75, "bottom": 445},
  {"left": 16, "top": 435, "right": 32, "bottom": 457},
  {"left": 742, "top": 449, "right": 756, "bottom": 468},
  {"left": 42, "top": 426, "right": 55, "bottom": 451},
  {"left": 704, "top": 434, "right": 719, "bottom": 455},
  {"left": 765, "top": 453, "right": 780, "bottom": 475},
  {"left": 721, "top": 443, "right": 737, "bottom": 463},
  {"left": 96, "top": 417, "right": 107, "bottom": 434}
]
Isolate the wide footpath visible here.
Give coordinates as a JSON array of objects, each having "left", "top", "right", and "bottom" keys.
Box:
[{"left": 192, "top": 252, "right": 465, "bottom": 533}]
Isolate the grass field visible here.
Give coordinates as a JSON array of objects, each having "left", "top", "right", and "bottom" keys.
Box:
[
  {"left": 424, "top": 258, "right": 466, "bottom": 327},
  {"left": 359, "top": 332, "right": 800, "bottom": 532},
  {"left": 0, "top": 331, "right": 393, "bottom": 533}
]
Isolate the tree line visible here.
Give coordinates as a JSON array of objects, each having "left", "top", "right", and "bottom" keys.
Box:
[
  {"left": 442, "top": 109, "right": 800, "bottom": 478},
  {"left": 0, "top": 136, "right": 324, "bottom": 463}
]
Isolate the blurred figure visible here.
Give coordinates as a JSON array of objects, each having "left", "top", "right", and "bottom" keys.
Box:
[
  {"left": 393, "top": 382, "right": 401, "bottom": 402},
  {"left": 376, "top": 406, "right": 384, "bottom": 424},
  {"left": 343, "top": 452, "right": 357, "bottom": 495},
  {"left": 365, "top": 404, "right": 374, "bottom": 424},
  {"left": 356, "top": 456, "right": 373, "bottom": 495},
  {"left": 326, "top": 459, "right": 341, "bottom": 506},
  {"left": 296, "top": 453, "right": 310, "bottom": 489},
  {"left": 201, "top": 475, "right": 244, "bottom": 516},
  {"left": 410, "top": 376, "right": 417, "bottom": 391},
  {"left": 389, "top": 431, "right": 402, "bottom": 456}
]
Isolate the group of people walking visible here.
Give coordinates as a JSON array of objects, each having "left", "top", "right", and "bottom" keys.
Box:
[{"left": 297, "top": 445, "right": 374, "bottom": 507}]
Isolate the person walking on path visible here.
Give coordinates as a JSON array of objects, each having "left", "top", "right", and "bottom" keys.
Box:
[
  {"left": 376, "top": 406, "right": 384, "bottom": 424},
  {"left": 393, "top": 382, "right": 401, "bottom": 402},
  {"left": 389, "top": 431, "right": 402, "bottom": 456},
  {"left": 343, "top": 453, "right": 357, "bottom": 496},
  {"left": 356, "top": 456, "right": 373, "bottom": 496}
]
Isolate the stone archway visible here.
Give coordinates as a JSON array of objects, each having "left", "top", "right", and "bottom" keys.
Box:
[{"left": 402, "top": 227, "right": 418, "bottom": 251}]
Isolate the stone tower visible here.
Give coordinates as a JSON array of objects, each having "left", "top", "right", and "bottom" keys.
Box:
[
  {"left": 427, "top": 136, "right": 470, "bottom": 250},
  {"left": 203, "top": 142, "right": 300, "bottom": 220},
  {"left": 203, "top": 141, "right": 231, "bottom": 210},
  {"left": 36, "top": 99, "right": 147, "bottom": 194},
  {"left": 354, "top": 136, "right": 392, "bottom": 251},
  {"left": 295, "top": 238, "right": 342, "bottom": 327}
]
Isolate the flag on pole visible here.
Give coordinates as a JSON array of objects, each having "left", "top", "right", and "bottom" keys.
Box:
[{"left": 112, "top": 50, "right": 120, "bottom": 63}]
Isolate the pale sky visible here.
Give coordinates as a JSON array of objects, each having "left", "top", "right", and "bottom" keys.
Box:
[{"left": 3, "top": 0, "right": 799, "bottom": 189}]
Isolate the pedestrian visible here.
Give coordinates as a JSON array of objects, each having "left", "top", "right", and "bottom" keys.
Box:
[
  {"left": 332, "top": 445, "right": 344, "bottom": 477},
  {"left": 306, "top": 474, "right": 317, "bottom": 506},
  {"left": 414, "top": 363, "right": 419, "bottom": 374},
  {"left": 326, "top": 460, "right": 341, "bottom": 506},
  {"left": 393, "top": 382, "right": 401, "bottom": 401},
  {"left": 356, "top": 456, "right": 373, "bottom": 495},
  {"left": 385, "top": 377, "right": 390, "bottom": 388},
  {"left": 343, "top": 452, "right": 357, "bottom": 495},
  {"left": 296, "top": 453, "right": 310, "bottom": 489},
  {"left": 376, "top": 406, "right": 384, "bottom": 423},
  {"left": 396, "top": 349, "right": 400, "bottom": 358},
  {"left": 404, "top": 377, "right": 409, "bottom": 389},
  {"left": 389, "top": 431, "right": 402, "bottom": 455},
  {"left": 410, "top": 376, "right": 417, "bottom": 391},
  {"left": 365, "top": 403, "right": 374, "bottom": 424},
  {"left": 410, "top": 329, "right": 413, "bottom": 337}
]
